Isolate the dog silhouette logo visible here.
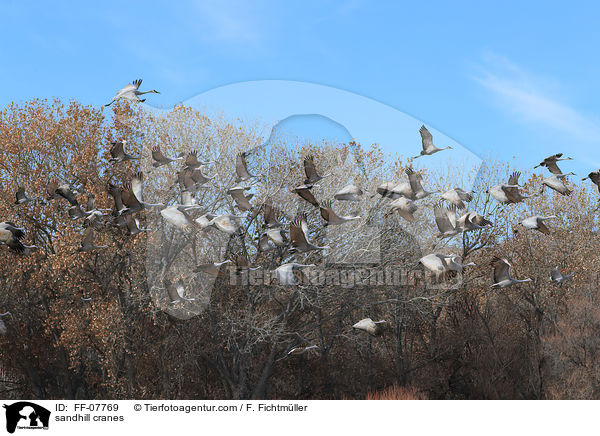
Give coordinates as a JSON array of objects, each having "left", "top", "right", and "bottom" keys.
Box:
[{"left": 3, "top": 402, "right": 50, "bottom": 433}]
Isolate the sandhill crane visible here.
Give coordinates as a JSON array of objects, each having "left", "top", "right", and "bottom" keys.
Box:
[
  {"left": 194, "top": 260, "right": 233, "bottom": 276},
  {"left": 376, "top": 181, "right": 405, "bottom": 200},
  {"left": 413, "top": 125, "right": 452, "bottom": 159},
  {"left": 266, "top": 228, "right": 289, "bottom": 247},
  {"left": 105, "top": 79, "right": 160, "bottom": 106},
  {"left": 433, "top": 203, "right": 459, "bottom": 238},
  {"left": 107, "top": 182, "right": 128, "bottom": 224},
  {"left": 177, "top": 167, "right": 212, "bottom": 193},
  {"left": 68, "top": 205, "right": 87, "bottom": 220},
  {"left": 177, "top": 169, "right": 195, "bottom": 193},
  {"left": 534, "top": 153, "right": 573, "bottom": 175},
  {"left": 486, "top": 171, "right": 529, "bottom": 204},
  {"left": 441, "top": 188, "right": 473, "bottom": 209},
  {"left": 490, "top": 257, "right": 532, "bottom": 288},
  {"left": 152, "top": 146, "right": 183, "bottom": 167},
  {"left": 293, "top": 184, "right": 319, "bottom": 207},
  {"left": 457, "top": 211, "right": 493, "bottom": 232},
  {"left": 120, "top": 172, "right": 163, "bottom": 214},
  {"left": 165, "top": 278, "right": 195, "bottom": 304},
  {"left": 183, "top": 151, "right": 212, "bottom": 169},
  {"left": 388, "top": 197, "right": 418, "bottom": 221},
  {"left": 109, "top": 140, "right": 140, "bottom": 163},
  {"left": 550, "top": 267, "right": 575, "bottom": 286},
  {"left": 82, "top": 201, "right": 110, "bottom": 225},
  {"left": 419, "top": 253, "right": 474, "bottom": 280},
  {"left": 83, "top": 210, "right": 106, "bottom": 229},
  {"left": 289, "top": 214, "right": 328, "bottom": 253},
  {"left": 273, "top": 262, "right": 315, "bottom": 286},
  {"left": 405, "top": 168, "right": 436, "bottom": 200},
  {"left": 47, "top": 179, "right": 79, "bottom": 206},
  {"left": 190, "top": 166, "right": 213, "bottom": 186},
  {"left": 160, "top": 206, "right": 196, "bottom": 231},
  {"left": 209, "top": 214, "right": 244, "bottom": 235},
  {"left": 304, "top": 155, "right": 328, "bottom": 184},
  {"left": 0, "top": 312, "right": 12, "bottom": 335},
  {"left": 120, "top": 183, "right": 144, "bottom": 214},
  {"left": 83, "top": 194, "right": 110, "bottom": 216},
  {"left": 15, "top": 186, "right": 33, "bottom": 205},
  {"left": 352, "top": 318, "right": 386, "bottom": 336},
  {"left": 319, "top": 200, "right": 360, "bottom": 226},
  {"left": 179, "top": 190, "right": 202, "bottom": 209},
  {"left": 541, "top": 173, "right": 574, "bottom": 196},
  {"left": 582, "top": 170, "right": 600, "bottom": 193},
  {"left": 515, "top": 215, "right": 556, "bottom": 235},
  {"left": 334, "top": 184, "right": 364, "bottom": 201},
  {"left": 78, "top": 228, "right": 108, "bottom": 252},
  {"left": 125, "top": 215, "right": 150, "bottom": 235},
  {"left": 263, "top": 202, "right": 283, "bottom": 228},
  {"left": 257, "top": 233, "right": 274, "bottom": 252},
  {"left": 227, "top": 186, "right": 253, "bottom": 212},
  {"left": 0, "top": 222, "right": 28, "bottom": 253},
  {"left": 194, "top": 213, "right": 217, "bottom": 231},
  {"left": 445, "top": 255, "right": 475, "bottom": 271},
  {"left": 276, "top": 345, "right": 319, "bottom": 361},
  {"left": 235, "top": 152, "right": 255, "bottom": 182}
]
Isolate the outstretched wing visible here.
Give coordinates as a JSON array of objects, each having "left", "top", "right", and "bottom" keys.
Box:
[
  {"left": 152, "top": 146, "right": 170, "bottom": 164},
  {"left": 544, "top": 159, "right": 562, "bottom": 175},
  {"left": 294, "top": 185, "right": 319, "bottom": 207},
  {"left": 502, "top": 185, "right": 521, "bottom": 203},
  {"left": 228, "top": 188, "right": 248, "bottom": 204},
  {"left": 46, "top": 179, "right": 58, "bottom": 198},
  {"left": 290, "top": 217, "right": 309, "bottom": 247},
  {"left": 263, "top": 201, "right": 281, "bottom": 227},
  {"left": 107, "top": 183, "right": 124, "bottom": 211},
  {"left": 419, "top": 125, "right": 434, "bottom": 151},
  {"left": 15, "top": 186, "right": 26, "bottom": 202},
  {"left": 131, "top": 172, "right": 144, "bottom": 202},
  {"left": 456, "top": 188, "right": 474, "bottom": 202},
  {"left": 319, "top": 200, "right": 333, "bottom": 222},
  {"left": 304, "top": 155, "right": 321, "bottom": 183},
  {"left": 184, "top": 151, "right": 200, "bottom": 168},
  {"left": 110, "top": 141, "right": 125, "bottom": 159},
  {"left": 81, "top": 227, "right": 95, "bottom": 246},
  {"left": 405, "top": 167, "right": 424, "bottom": 194},
  {"left": 121, "top": 183, "right": 142, "bottom": 209},
  {"left": 471, "top": 212, "right": 493, "bottom": 227},
  {"left": 508, "top": 171, "right": 521, "bottom": 186},
  {"left": 58, "top": 186, "right": 79, "bottom": 206},
  {"left": 536, "top": 218, "right": 551, "bottom": 235},
  {"left": 236, "top": 152, "right": 253, "bottom": 181},
  {"left": 588, "top": 171, "right": 600, "bottom": 190},
  {"left": 491, "top": 257, "right": 511, "bottom": 284},
  {"left": 433, "top": 203, "right": 455, "bottom": 233}
]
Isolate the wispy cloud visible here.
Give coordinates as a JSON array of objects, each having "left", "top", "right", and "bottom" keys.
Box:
[
  {"left": 192, "top": 0, "right": 265, "bottom": 46},
  {"left": 473, "top": 53, "right": 600, "bottom": 160}
]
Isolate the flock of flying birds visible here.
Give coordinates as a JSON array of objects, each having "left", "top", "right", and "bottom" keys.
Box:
[{"left": 1, "top": 79, "right": 598, "bottom": 350}]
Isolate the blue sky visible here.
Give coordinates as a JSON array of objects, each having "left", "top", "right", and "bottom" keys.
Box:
[{"left": 2, "top": 1, "right": 600, "bottom": 174}]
